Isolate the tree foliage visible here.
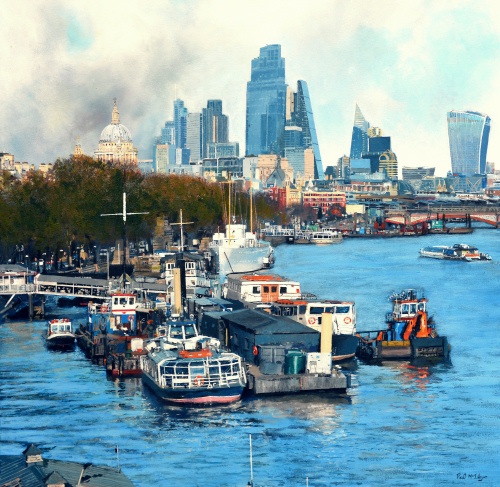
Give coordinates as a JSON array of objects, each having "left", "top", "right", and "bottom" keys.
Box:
[{"left": 0, "top": 159, "right": 277, "bottom": 262}]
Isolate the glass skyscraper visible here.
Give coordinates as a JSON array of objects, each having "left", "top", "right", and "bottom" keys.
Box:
[
  {"left": 291, "top": 80, "right": 324, "bottom": 179},
  {"left": 447, "top": 110, "right": 491, "bottom": 176},
  {"left": 349, "top": 104, "right": 370, "bottom": 159},
  {"left": 245, "top": 44, "right": 287, "bottom": 156}
]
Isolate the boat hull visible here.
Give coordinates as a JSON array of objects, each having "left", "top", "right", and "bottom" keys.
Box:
[
  {"left": 214, "top": 245, "right": 273, "bottom": 277},
  {"left": 331, "top": 334, "right": 358, "bottom": 362},
  {"left": 356, "top": 336, "right": 450, "bottom": 361},
  {"left": 46, "top": 335, "right": 76, "bottom": 350},
  {"left": 142, "top": 372, "right": 244, "bottom": 405}
]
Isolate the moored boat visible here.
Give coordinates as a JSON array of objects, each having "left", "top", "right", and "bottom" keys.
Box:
[
  {"left": 209, "top": 223, "right": 275, "bottom": 279},
  {"left": 356, "top": 289, "right": 450, "bottom": 361},
  {"left": 140, "top": 342, "right": 247, "bottom": 405},
  {"left": 270, "top": 299, "right": 358, "bottom": 362},
  {"left": 45, "top": 318, "right": 76, "bottom": 350},
  {"left": 309, "top": 230, "right": 343, "bottom": 245},
  {"left": 451, "top": 243, "right": 491, "bottom": 261}
]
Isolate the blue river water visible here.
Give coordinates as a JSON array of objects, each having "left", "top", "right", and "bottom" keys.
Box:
[{"left": 1, "top": 228, "right": 500, "bottom": 486}]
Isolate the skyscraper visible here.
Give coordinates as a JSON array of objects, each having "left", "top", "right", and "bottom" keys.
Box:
[
  {"left": 291, "top": 80, "right": 324, "bottom": 179},
  {"left": 447, "top": 110, "right": 491, "bottom": 176},
  {"left": 350, "top": 104, "right": 370, "bottom": 159},
  {"left": 174, "top": 99, "right": 188, "bottom": 149},
  {"left": 245, "top": 44, "right": 287, "bottom": 156},
  {"left": 202, "top": 100, "right": 229, "bottom": 158},
  {"left": 186, "top": 112, "right": 203, "bottom": 162}
]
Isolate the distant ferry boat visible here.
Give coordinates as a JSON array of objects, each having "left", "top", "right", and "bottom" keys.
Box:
[
  {"left": 309, "top": 230, "right": 343, "bottom": 245},
  {"left": 419, "top": 244, "right": 491, "bottom": 261}
]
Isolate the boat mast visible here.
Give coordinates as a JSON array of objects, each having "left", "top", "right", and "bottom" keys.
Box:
[
  {"left": 101, "top": 192, "right": 148, "bottom": 288},
  {"left": 250, "top": 186, "right": 253, "bottom": 233},
  {"left": 170, "top": 209, "right": 193, "bottom": 252}
]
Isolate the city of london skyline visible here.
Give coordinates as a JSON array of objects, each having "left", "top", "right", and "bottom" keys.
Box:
[{"left": 2, "top": 1, "right": 499, "bottom": 177}]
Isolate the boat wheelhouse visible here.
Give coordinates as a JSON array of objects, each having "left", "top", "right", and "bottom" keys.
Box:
[
  {"left": 452, "top": 244, "right": 491, "bottom": 261},
  {"left": 45, "top": 318, "right": 76, "bottom": 350}
]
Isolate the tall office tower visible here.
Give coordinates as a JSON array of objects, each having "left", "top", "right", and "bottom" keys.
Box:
[
  {"left": 290, "top": 80, "right": 324, "bottom": 179},
  {"left": 202, "top": 100, "right": 229, "bottom": 158},
  {"left": 378, "top": 150, "right": 398, "bottom": 180},
  {"left": 349, "top": 104, "right": 370, "bottom": 159},
  {"left": 245, "top": 44, "right": 288, "bottom": 156},
  {"left": 447, "top": 110, "right": 491, "bottom": 176},
  {"left": 161, "top": 121, "right": 175, "bottom": 144},
  {"left": 174, "top": 99, "right": 188, "bottom": 149},
  {"left": 186, "top": 112, "right": 203, "bottom": 162}
]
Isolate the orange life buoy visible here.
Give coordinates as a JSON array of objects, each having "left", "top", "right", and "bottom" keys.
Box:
[
  {"left": 308, "top": 317, "right": 316, "bottom": 325},
  {"left": 252, "top": 346, "right": 259, "bottom": 356},
  {"left": 193, "top": 375, "right": 204, "bottom": 386},
  {"left": 344, "top": 317, "right": 352, "bottom": 324},
  {"left": 101, "top": 304, "right": 109, "bottom": 312}
]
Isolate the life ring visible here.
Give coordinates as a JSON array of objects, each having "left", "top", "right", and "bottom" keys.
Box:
[
  {"left": 252, "top": 346, "right": 259, "bottom": 356},
  {"left": 308, "top": 317, "right": 316, "bottom": 325},
  {"left": 193, "top": 375, "right": 204, "bottom": 386},
  {"left": 101, "top": 304, "right": 109, "bottom": 312},
  {"left": 344, "top": 317, "right": 352, "bottom": 324}
]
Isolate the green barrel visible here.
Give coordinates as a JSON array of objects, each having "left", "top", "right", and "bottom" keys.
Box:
[{"left": 284, "top": 350, "right": 306, "bottom": 374}]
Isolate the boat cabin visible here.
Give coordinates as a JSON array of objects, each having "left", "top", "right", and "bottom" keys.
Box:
[
  {"left": 271, "top": 300, "right": 356, "bottom": 334},
  {"left": 48, "top": 318, "right": 72, "bottom": 334},
  {"left": 388, "top": 289, "right": 427, "bottom": 322},
  {"left": 224, "top": 274, "right": 301, "bottom": 303}
]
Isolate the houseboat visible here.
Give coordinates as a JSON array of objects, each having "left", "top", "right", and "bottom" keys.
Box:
[
  {"left": 223, "top": 274, "right": 302, "bottom": 303},
  {"left": 45, "top": 318, "right": 76, "bottom": 350},
  {"left": 356, "top": 289, "right": 450, "bottom": 361}
]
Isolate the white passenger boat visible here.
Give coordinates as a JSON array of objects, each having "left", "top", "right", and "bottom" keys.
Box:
[
  {"left": 419, "top": 246, "right": 463, "bottom": 260},
  {"left": 309, "top": 230, "right": 343, "bottom": 245},
  {"left": 140, "top": 343, "right": 247, "bottom": 405}
]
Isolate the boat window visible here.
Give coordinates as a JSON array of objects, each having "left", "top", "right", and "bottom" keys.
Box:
[
  {"left": 271, "top": 286, "right": 277, "bottom": 293},
  {"left": 120, "top": 298, "right": 127, "bottom": 305},
  {"left": 170, "top": 327, "right": 183, "bottom": 339},
  {"left": 410, "top": 304, "right": 417, "bottom": 314},
  {"left": 299, "top": 305, "right": 307, "bottom": 314},
  {"left": 282, "top": 306, "right": 293, "bottom": 316},
  {"left": 324, "top": 306, "right": 334, "bottom": 313},
  {"left": 233, "top": 333, "right": 239, "bottom": 345},
  {"left": 310, "top": 306, "right": 324, "bottom": 315},
  {"left": 263, "top": 286, "right": 269, "bottom": 293},
  {"left": 184, "top": 324, "right": 197, "bottom": 339},
  {"left": 244, "top": 338, "right": 249, "bottom": 350},
  {"left": 418, "top": 303, "right": 425, "bottom": 311},
  {"left": 336, "top": 306, "right": 350, "bottom": 313},
  {"left": 128, "top": 298, "right": 135, "bottom": 306},
  {"left": 189, "top": 364, "right": 205, "bottom": 377},
  {"left": 253, "top": 286, "right": 259, "bottom": 294},
  {"left": 402, "top": 304, "right": 409, "bottom": 314},
  {"left": 280, "top": 286, "right": 287, "bottom": 294}
]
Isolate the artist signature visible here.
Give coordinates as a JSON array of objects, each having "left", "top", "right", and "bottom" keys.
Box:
[{"left": 457, "top": 473, "right": 488, "bottom": 482}]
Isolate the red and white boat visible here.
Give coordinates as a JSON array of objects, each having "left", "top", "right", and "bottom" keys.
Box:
[{"left": 45, "top": 318, "right": 76, "bottom": 350}]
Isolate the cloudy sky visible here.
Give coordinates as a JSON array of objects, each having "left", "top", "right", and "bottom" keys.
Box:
[{"left": 2, "top": 0, "right": 499, "bottom": 176}]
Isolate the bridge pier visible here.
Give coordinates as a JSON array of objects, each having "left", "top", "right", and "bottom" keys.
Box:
[{"left": 28, "top": 294, "right": 33, "bottom": 321}]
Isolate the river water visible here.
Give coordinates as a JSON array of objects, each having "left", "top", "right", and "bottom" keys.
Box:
[{"left": 1, "top": 228, "right": 499, "bottom": 486}]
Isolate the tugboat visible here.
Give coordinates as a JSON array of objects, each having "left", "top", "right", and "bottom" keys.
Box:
[
  {"left": 356, "top": 289, "right": 450, "bottom": 361},
  {"left": 45, "top": 318, "right": 76, "bottom": 350}
]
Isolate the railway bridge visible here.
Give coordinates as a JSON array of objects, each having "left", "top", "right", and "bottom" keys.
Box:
[{"left": 384, "top": 205, "right": 500, "bottom": 228}]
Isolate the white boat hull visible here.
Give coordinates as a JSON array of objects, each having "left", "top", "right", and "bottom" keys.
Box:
[{"left": 213, "top": 245, "right": 273, "bottom": 277}]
